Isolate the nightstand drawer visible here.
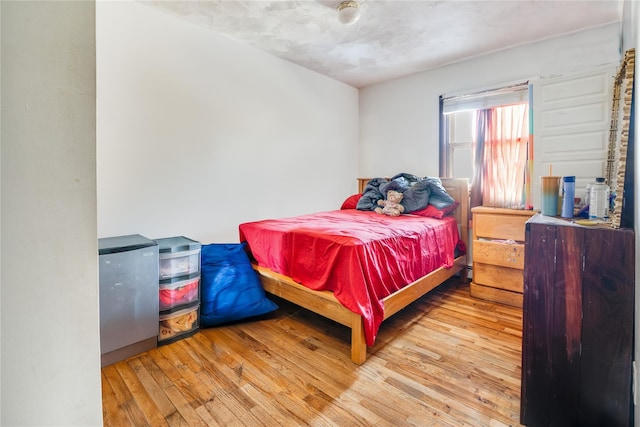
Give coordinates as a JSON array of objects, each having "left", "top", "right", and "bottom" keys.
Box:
[
  {"left": 473, "top": 240, "right": 525, "bottom": 269},
  {"left": 474, "top": 213, "right": 528, "bottom": 241},
  {"left": 470, "top": 282, "right": 523, "bottom": 307},
  {"left": 473, "top": 263, "right": 524, "bottom": 293}
]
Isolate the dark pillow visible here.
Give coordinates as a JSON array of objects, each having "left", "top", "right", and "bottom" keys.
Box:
[
  {"left": 423, "top": 177, "right": 456, "bottom": 209},
  {"left": 200, "top": 243, "right": 278, "bottom": 327},
  {"left": 401, "top": 180, "right": 431, "bottom": 212},
  {"left": 411, "top": 201, "right": 459, "bottom": 219},
  {"left": 356, "top": 178, "right": 386, "bottom": 211},
  {"left": 341, "top": 194, "right": 362, "bottom": 210}
]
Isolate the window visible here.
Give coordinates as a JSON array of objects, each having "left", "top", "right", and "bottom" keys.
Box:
[{"left": 440, "top": 83, "right": 530, "bottom": 209}]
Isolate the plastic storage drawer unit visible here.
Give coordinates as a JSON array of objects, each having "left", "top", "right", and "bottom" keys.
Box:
[
  {"left": 159, "top": 273, "right": 200, "bottom": 311},
  {"left": 156, "top": 236, "right": 201, "bottom": 279},
  {"left": 158, "top": 304, "right": 200, "bottom": 344}
]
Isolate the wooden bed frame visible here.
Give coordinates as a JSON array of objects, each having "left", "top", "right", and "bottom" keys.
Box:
[{"left": 252, "top": 177, "right": 470, "bottom": 364}]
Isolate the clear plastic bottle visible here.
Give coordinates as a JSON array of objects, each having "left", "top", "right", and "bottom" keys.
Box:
[
  {"left": 584, "top": 183, "right": 593, "bottom": 208},
  {"left": 588, "top": 177, "right": 610, "bottom": 220}
]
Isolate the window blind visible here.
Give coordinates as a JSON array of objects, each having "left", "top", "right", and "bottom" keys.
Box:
[{"left": 442, "top": 83, "right": 529, "bottom": 114}]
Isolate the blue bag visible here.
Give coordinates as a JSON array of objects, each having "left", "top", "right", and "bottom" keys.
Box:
[{"left": 200, "top": 243, "right": 278, "bottom": 327}]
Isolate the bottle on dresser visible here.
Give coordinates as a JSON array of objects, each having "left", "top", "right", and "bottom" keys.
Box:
[
  {"left": 588, "top": 177, "right": 610, "bottom": 220},
  {"left": 561, "top": 176, "right": 575, "bottom": 218}
]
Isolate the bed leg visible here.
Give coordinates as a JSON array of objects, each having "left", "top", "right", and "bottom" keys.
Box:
[{"left": 351, "top": 314, "right": 367, "bottom": 365}]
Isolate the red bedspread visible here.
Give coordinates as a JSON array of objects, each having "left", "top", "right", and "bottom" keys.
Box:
[{"left": 239, "top": 210, "right": 460, "bottom": 345}]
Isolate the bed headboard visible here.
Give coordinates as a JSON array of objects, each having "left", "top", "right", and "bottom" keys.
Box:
[
  {"left": 440, "top": 178, "right": 470, "bottom": 249},
  {"left": 356, "top": 177, "right": 470, "bottom": 252}
]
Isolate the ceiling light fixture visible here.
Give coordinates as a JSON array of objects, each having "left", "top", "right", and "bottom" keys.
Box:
[{"left": 337, "top": 1, "right": 360, "bottom": 25}]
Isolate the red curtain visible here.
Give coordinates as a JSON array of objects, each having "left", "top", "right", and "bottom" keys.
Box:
[{"left": 473, "top": 104, "right": 529, "bottom": 208}]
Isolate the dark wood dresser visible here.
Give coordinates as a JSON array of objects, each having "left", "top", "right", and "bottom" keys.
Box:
[{"left": 520, "top": 214, "right": 634, "bottom": 426}]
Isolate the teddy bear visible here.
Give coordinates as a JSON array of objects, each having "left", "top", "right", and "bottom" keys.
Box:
[{"left": 375, "top": 190, "right": 405, "bottom": 217}]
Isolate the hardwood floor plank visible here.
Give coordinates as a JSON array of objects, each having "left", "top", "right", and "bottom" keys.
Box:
[
  {"left": 115, "top": 358, "right": 171, "bottom": 427},
  {"left": 101, "top": 369, "right": 133, "bottom": 427},
  {"left": 180, "top": 334, "right": 273, "bottom": 426},
  {"left": 205, "top": 327, "right": 356, "bottom": 425},
  {"left": 102, "top": 280, "right": 525, "bottom": 426},
  {"left": 193, "top": 405, "right": 222, "bottom": 427},
  {"left": 157, "top": 344, "right": 217, "bottom": 404},
  {"left": 102, "top": 363, "right": 151, "bottom": 426},
  {"left": 137, "top": 351, "right": 207, "bottom": 426},
  {"left": 126, "top": 356, "right": 187, "bottom": 426},
  {"left": 379, "top": 353, "right": 494, "bottom": 426},
  {"left": 377, "top": 320, "right": 521, "bottom": 425},
  {"left": 221, "top": 314, "right": 387, "bottom": 424},
  {"left": 222, "top": 321, "right": 384, "bottom": 426},
  {"left": 243, "top": 383, "right": 302, "bottom": 425},
  {"left": 199, "top": 400, "right": 243, "bottom": 426}
]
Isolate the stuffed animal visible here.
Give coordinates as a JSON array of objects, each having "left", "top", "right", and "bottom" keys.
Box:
[{"left": 375, "top": 190, "right": 405, "bottom": 217}]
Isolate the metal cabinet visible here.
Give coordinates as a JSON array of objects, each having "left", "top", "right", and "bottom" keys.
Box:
[{"left": 98, "top": 234, "right": 159, "bottom": 367}]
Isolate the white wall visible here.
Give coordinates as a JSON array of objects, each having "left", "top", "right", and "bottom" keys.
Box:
[
  {"left": 97, "top": 1, "right": 359, "bottom": 244},
  {"left": 1, "top": 1, "right": 102, "bottom": 426},
  {"left": 359, "top": 23, "right": 621, "bottom": 178},
  {"left": 1, "top": 3, "right": 3, "bottom": 422}
]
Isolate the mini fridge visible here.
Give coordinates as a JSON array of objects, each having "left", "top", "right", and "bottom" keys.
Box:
[{"left": 98, "top": 234, "right": 159, "bottom": 367}]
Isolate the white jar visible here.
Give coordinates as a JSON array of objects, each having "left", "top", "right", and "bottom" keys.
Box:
[{"left": 588, "top": 177, "right": 610, "bottom": 219}]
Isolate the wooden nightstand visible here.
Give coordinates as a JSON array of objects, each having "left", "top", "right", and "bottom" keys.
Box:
[{"left": 470, "top": 206, "right": 536, "bottom": 307}]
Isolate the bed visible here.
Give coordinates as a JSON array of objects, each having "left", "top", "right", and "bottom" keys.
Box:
[{"left": 239, "top": 177, "right": 470, "bottom": 364}]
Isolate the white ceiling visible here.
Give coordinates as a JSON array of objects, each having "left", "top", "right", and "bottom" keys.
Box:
[{"left": 142, "top": 0, "right": 623, "bottom": 88}]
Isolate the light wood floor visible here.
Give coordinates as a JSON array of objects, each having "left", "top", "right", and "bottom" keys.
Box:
[{"left": 102, "top": 279, "right": 524, "bottom": 427}]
